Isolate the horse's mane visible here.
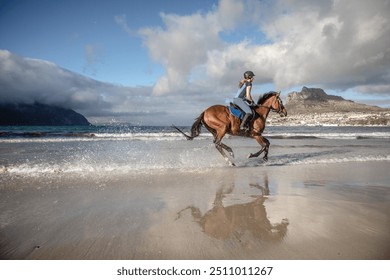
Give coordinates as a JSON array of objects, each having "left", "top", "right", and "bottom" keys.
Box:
[{"left": 257, "top": 91, "right": 278, "bottom": 104}]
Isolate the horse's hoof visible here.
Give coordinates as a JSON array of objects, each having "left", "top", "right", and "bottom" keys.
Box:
[
  {"left": 263, "top": 157, "right": 268, "bottom": 162},
  {"left": 225, "top": 157, "right": 236, "bottom": 166},
  {"left": 247, "top": 153, "right": 253, "bottom": 159}
]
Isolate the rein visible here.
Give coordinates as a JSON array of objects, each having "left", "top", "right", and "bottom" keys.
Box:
[
  {"left": 256, "top": 104, "right": 271, "bottom": 109},
  {"left": 255, "top": 101, "right": 282, "bottom": 113}
]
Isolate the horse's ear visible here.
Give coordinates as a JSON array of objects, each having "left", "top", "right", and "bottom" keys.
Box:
[{"left": 276, "top": 91, "right": 281, "bottom": 97}]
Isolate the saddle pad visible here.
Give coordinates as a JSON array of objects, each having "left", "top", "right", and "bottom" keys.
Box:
[{"left": 229, "top": 106, "right": 244, "bottom": 120}]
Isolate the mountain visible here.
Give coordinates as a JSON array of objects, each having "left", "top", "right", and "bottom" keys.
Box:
[
  {"left": 285, "top": 87, "right": 384, "bottom": 113},
  {"left": 0, "top": 103, "right": 90, "bottom": 126},
  {"left": 267, "top": 87, "right": 390, "bottom": 126}
]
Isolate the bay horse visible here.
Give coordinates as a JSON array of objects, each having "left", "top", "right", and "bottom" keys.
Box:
[{"left": 173, "top": 91, "right": 287, "bottom": 166}]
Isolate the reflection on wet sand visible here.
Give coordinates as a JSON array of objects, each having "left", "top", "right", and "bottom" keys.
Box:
[{"left": 177, "top": 175, "right": 289, "bottom": 242}]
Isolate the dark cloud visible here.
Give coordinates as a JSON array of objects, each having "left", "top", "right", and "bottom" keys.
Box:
[
  {"left": 0, "top": 50, "right": 211, "bottom": 125},
  {"left": 2, "top": 0, "right": 390, "bottom": 126},
  {"left": 0, "top": 50, "right": 111, "bottom": 109}
]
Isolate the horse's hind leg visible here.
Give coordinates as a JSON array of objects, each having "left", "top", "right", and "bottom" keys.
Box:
[
  {"left": 203, "top": 114, "right": 235, "bottom": 166},
  {"left": 210, "top": 127, "right": 234, "bottom": 157},
  {"left": 215, "top": 142, "right": 235, "bottom": 166},
  {"left": 214, "top": 129, "right": 235, "bottom": 166},
  {"left": 220, "top": 143, "right": 234, "bottom": 158},
  {"left": 248, "top": 136, "right": 270, "bottom": 161}
]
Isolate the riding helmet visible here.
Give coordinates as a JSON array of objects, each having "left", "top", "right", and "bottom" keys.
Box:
[{"left": 244, "top": 71, "right": 255, "bottom": 79}]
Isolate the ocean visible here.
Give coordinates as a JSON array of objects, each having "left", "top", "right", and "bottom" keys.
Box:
[
  {"left": 1, "top": 125, "right": 389, "bottom": 177},
  {"left": 1, "top": 124, "right": 390, "bottom": 259}
]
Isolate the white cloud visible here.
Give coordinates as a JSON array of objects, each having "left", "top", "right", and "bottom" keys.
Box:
[
  {"left": 114, "top": 14, "right": 133, "bottom": 36},
  {"left": 2, "top": 0, "right": 390, "bottom": 126},
  {"left": 139, "top": 13, "right": 221, "bottom": 95},
  {"left": 136, "top": 0, "right": 390, "bottom": 97},
  {"left": 138, "top": 0, "right": 263, "bottom": 96},
  {"left": 216, "top": 0, "right": 245, "bottom": 30},
  {"left": 83, "top": 44, "right": 105, "bottom": 76}
]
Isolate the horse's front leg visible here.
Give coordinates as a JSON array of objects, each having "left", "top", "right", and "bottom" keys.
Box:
[
  {"left": 262, "top": 136, "right": 270, "bottom": 161},
  {"left": 248, "top": 135, "right": 270, "bottom": 161}
]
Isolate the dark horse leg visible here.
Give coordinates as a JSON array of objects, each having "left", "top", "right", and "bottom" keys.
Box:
[
  {"left": 207, "top": 123, "right": 235, "bottom": 166},
  {"left": 215, "top": 140, "right": 235, "bottom": 166},
  {"left": 220, "top": 143, "right": 234, "bottom": 158},
  {"left": 248, "top": 135, "right": 270, "bottom": 161}
]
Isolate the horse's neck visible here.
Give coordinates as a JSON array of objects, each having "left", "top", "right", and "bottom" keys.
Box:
[
  {"left": 255, "top": 101, "right": 272, "bottom": 118},
  {"left": 252, "top": 102, "right": 271, "bottom": 133}
]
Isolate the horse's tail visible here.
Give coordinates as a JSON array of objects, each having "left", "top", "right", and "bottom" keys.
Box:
[{"left": 172, "top": 112, "right": 204, "bottom": 141}]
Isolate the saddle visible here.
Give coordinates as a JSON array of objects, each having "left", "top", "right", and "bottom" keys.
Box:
[{"left": 228, "top": 102, "right": 256, "bottom": 121}]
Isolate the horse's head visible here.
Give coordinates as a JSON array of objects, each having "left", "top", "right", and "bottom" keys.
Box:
[
  {"left": 257, "top": 91, "right": 288, "bottom": 117},
  {"left": 272, "top": 92, "right": 287, "bottom": 117}
]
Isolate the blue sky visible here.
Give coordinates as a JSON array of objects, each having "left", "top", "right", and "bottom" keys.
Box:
[
  {"left": 1, "top": 0, "right": 389, "bottom": 125},
  {"left": 0, "top": 0, "right": 217, "bottom": 86}
]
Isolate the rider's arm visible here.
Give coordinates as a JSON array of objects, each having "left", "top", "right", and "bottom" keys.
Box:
[
  {"left": 235, "top": 81, "right": 247, "bottom": 98},
  {"left": 245, "top": 80, "right": 254, "bottom": 103}
]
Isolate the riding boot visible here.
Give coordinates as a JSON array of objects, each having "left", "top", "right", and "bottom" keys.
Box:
[{"left": 240, "top": 113, "right": 251, "bottom": 131}]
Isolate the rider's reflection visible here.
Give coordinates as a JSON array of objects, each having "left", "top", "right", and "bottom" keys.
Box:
[{"left": 177, "top": 175, "right": 289, "bottom": 242}]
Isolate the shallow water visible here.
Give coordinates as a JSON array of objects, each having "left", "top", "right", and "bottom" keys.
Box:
[
  {"left": 1, "top": 125, "right": 389, "bottom": 177},
  {"left": 1, "top": 125, "right": 389, "bottom": 259},
  {"left": 1, "top": 162, "right": 389, "bottom": 259}
]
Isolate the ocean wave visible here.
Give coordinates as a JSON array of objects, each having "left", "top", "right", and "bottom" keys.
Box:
[
  {"left": 0, "top": 162, "right": 221, "bottom": 176},
  {"left": 263, "top": 154, "right": 390, "bottom": 166},
  {"left": 92, "top": 132, "right": 212, "bottom": 141},
  {"left": 1, "top": 154, "right": 389, "bottom": 176},
  {"left": 1, "top": 130, "right": 389, "bottom": 143},
  {"left": 1, "top": 124, "right": 390, "bottom": 143},
  {"left": 266, "top": 132, "right": 390, "bottom": 140},
  {"left": 0, "top": 131, "right": 213, "bottom": 143}
]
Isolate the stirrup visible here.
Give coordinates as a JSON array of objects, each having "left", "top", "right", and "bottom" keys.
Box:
[{"left": 240, "top": 123, "right": 250, "bottom": 131}]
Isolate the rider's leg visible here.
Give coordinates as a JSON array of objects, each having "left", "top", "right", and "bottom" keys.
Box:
[
  {"left": 233, "top": 98, "right": 252, "bottom": 131},
  {"left": 240, "top": 113, "right": 252, "bottom": 131}
]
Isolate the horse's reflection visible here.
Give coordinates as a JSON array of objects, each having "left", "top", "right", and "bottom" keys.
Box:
[{"left": 177, "top": 176, "right": 289, "bottom": 242}]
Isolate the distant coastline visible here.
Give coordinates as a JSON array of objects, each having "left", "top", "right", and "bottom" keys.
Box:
[
  {"left": 0, "top": 103, "right": 90, "bottom": 126},
  {"left": 1, "top": 86, "right": 389, "bottom": 127},
  {"left": 268, "top": 111, "right": 390, "bottom": 126},
  {"left": 268, "top": 87, "right": 390, "bottom": 126}
]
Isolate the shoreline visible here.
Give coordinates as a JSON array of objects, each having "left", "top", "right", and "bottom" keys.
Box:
[
  {"left": 0, "top": 110, "right": 390, "bottom": 129},
  {"left": 268, "top": 111, "right": 390, "bottom": 126},
  {"left": 1, "top": 161, "right": 389, "bottom": 260}
]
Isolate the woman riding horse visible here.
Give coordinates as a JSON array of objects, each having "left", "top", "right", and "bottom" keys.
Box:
[
  {"left": 234, "top": 71, "right": 256, "bottom": 131},
  {"left": 173, "top": 92, "right": 287, "bottom": 166}
]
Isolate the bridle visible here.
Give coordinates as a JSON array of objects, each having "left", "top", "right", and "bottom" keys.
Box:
[{"left": 256, "top": 96, "right": 283, "bottom": 113}]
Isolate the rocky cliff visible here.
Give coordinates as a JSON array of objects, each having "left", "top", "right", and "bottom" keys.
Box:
[
  {"left": 268, "top": 87, "right": 390, "bottom": 126},
  {"left": 0, "top": 103, "right": 90, "bottom": 126},
  {"left": 285, "top": 87, "right": 383, "bottom": 113}
]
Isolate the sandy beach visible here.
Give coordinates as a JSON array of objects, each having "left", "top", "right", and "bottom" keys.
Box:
[{"left": 1, "top": 161, "right": 389, "bottom": 260}]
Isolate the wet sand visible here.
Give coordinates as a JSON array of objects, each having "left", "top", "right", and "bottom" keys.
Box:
[{"left": 1, "top": 161, "right": 389, "bottom": 259}]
